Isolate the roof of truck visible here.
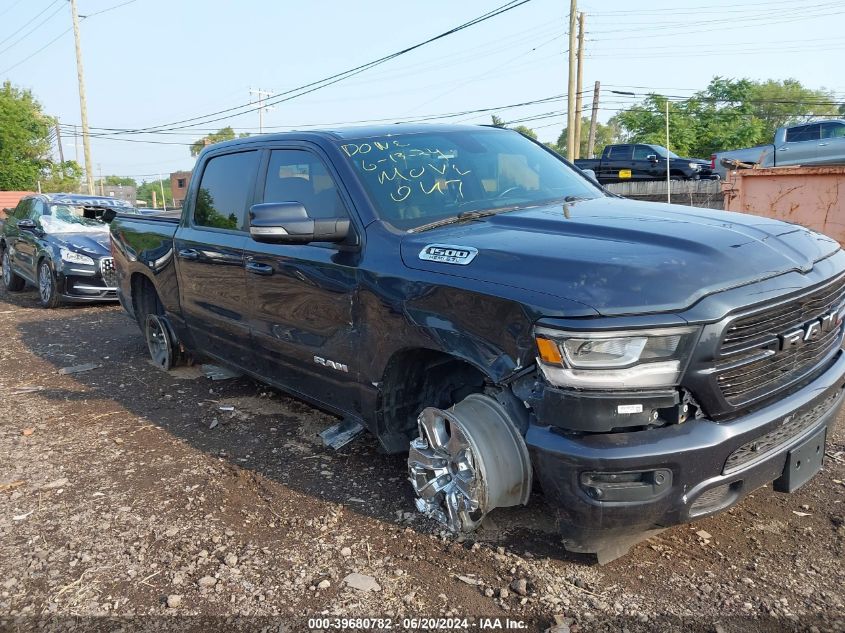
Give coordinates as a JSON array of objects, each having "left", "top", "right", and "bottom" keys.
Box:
[{"left": 204, "top": 123, "right": 512, "bottom": 152}]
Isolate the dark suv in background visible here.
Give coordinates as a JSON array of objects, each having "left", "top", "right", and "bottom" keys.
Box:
[{"left": 0, "top": 193, "right": 131, "bottom": 308}]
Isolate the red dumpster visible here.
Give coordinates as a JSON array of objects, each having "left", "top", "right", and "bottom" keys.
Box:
[{"left": 722, "top": 166, "right": 845, "bottom": 244}]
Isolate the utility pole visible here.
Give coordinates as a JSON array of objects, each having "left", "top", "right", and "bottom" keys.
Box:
[
  {"left": 249, "top": 88, "right": 273, "bottom": 133},
  {"left": 73, "top": 124, "right": 79, "bottom": 164},
  {"left": 98, "top": 163, "right": 104, "bottom": 196},
  {"left": 573, "top": 12, "right": 586, "bottom": 159},
  {"left": 565, "top": 0, "right": 577, "bottom": 161},
  {"left": 159, "top": 174, "right": 167, "bottom": 212},
  {"left": 586, "top": 80, "right": 600, "bottom": 158},
  {"left": 70, "top": 0, "right": 94, "bottom": 195},
  {"left": 55, "top": 120, "right": 65, "bottom": 164},
  {"left": 665, "top": 98, "right": 671, "bottom": 204}
]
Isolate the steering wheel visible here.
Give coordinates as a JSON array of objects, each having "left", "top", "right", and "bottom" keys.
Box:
[{"left": 497, "top": 185, "right": 527, "bottom": 198}]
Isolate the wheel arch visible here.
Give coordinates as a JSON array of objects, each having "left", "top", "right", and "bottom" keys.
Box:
[{"left": 374, "top": 346, "right": 490, "bottom": 453}]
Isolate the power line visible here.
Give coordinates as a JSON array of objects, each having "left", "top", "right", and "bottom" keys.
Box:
[
  {"left": 0, "top": 0, "right": 141, "bottom": 76},
  {"left": 0, "top": 0, "right": 64, "bottom": 57},
  {"left": 60, "top": 92, "right": 580, "bottom": 141},
  {"left": 109, "top": 0, "right": 535, "bottom": 135},
  {"left": 0, "top": 27, "right": 72, "bottom": 75},
  {"left": 0, "top": 0, "right": 28, "bottom": 20},
  {"left": 81, "top": 0, "right": 137, "bottom": 19}
]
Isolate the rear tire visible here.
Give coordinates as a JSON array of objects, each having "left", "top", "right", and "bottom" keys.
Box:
[
  {"left": 145, "top": 314, "right": 180, "bottom": 370},
  {"left": 1, "top": 248, "right": 26, "bottom": 292},
  {"left": 38, "top": 260, "right": 61, "bottom": 308}
]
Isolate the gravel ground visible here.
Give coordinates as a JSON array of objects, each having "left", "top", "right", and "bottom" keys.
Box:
[{"left": 1, "top": 285, "right": 844, "bottom": 633}]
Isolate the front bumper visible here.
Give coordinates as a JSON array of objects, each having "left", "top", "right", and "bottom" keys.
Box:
[
  {"left": 526, "top": 350, "right": 845, "bottom": 553},
  {"left": 57, "top": 259, "right": 118, "bottom": 302}
]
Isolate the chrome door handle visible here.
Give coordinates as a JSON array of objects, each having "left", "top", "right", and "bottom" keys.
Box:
[
  {"left": 245, "top": 261, "right": 274, "bottom": 276},
  {"left": 177, "top": 248, "right": 199, "bottom": 261},
  {"left": 819, "top": 143, "right": 829, "bottom": 146}
]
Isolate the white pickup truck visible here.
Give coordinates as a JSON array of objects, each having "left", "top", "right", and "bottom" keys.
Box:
[{"left": 712, "top": 119, "right": 845, "bottom": 179}]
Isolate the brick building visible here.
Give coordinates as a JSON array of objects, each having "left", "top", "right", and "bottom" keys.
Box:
[{"left": 170, "top": 171, "right": 192, "bottom": 207}]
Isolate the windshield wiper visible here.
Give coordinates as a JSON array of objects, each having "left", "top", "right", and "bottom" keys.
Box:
[{"left": 409, "top": 209, "right": 506, "bottom": 233}]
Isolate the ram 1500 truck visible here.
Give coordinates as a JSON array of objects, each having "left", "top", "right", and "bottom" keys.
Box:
[
  {"left": 104, "top": 124, "right": 845, "bottom": 561},
  {"left": 712, "top": 119, "right": 845, "bottom": 180},
  {"left": 574, "top": 143, "right": 714, "bottom": 184}
]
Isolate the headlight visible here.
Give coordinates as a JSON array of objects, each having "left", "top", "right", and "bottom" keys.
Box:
[
  {"left": 60, "top": 248, "right": 95, "bottom": 266},
  {"left": 688, "top": 162, "right": 701, "bottom": 170},
  {"left": 534, "top": 326, "right": 699, "bottom": 389}
]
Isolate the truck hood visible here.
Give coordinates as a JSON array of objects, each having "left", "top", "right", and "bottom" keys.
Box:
[{"left": 399, "top": 197, "right": 841, "bottom": 316}]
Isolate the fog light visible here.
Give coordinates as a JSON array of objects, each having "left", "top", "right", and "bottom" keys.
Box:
[{"left": 580, "top": 469, "right": 672, "bottom": 503}]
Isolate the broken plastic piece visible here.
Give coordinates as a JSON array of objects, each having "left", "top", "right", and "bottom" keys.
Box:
[
  {"left": 201, "top": 364, "right": 243, "bottom": 381},
  {"left": 319, "top": 418, "right": 364, "bottom": 450}
]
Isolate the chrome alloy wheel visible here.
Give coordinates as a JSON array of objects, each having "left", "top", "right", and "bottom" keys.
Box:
[
  {"left": 145, "top": 314, "right": 175, "bottom": 370},
  {"left": 408, "top": 394, "right": 532, "bottom": 533},
  {"left": 38, "top": 262, "right": 52, "bottom": 303}
]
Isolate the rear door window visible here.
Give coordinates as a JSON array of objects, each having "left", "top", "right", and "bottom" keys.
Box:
[
  {"left": 786, "top": 124, "right": 820, "bottom": 143},
  {"left": 193, "top": 150, "right": 260, "bottom": 231},
  {"left": 607, "top": 145, "right": 632, "bottom": 160}
]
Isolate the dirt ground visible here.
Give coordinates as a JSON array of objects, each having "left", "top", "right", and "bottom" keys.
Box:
[{"left": 1, "top": 284, "right": 844, "bottom": 633}]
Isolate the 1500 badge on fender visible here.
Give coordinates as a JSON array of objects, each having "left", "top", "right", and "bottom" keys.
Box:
[{"left": 418, "top": 244, "right": 478, "bottom": 265}]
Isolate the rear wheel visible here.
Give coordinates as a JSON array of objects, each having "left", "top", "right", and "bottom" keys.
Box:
[
  {"left": 408, "top": 393, "right": 532, "bottom": 532},
  {"left": 1, "top": 248, "right": 25, "bottom": 292},
  {"left": 145, "top": 314, "right": 179, "bottom": 370},
  {"left": 38, "top": 260, "right": 60, "bottom": 308}
]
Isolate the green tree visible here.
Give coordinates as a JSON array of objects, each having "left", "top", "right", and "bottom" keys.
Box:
[
  {"left": 489, "top": 115, "right": 539, "bottom": 139},
  {"left": 611, "top": 77, "right": 839, "bottom": 158},
  {"left": 190, "top": 126, "right": 249, "bottom": 157},
  {"left": 104, "top": 175, "right": 137, "bottom": 187},
  {"left": 137, "top": 179, "right": 170, "bottom": 208},
  {"left": 0, "top": 81, "right": 53, "bottom": 190},
  {"left": 549, "top": 117, "right": 622, "bottom": 158},
  {"left": 41, "top": 161, "right": 83, "bottom": 193},
  {"left": 513, "top": 125, "right": 538, "bottom": 140}
]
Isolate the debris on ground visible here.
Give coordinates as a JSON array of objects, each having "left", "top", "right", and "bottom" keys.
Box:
[
  {"left": 57, "top": 362, "right": 100, "bottom": 375},
  {"left": 202, "top": 364, "right": 242, "bottom": 380},
  {"left": 319, "top": 418, "right": 365, "bottom": 450},
  {"left": 342, "top": 573, "right": 381, "bottom": 592},
  {"left": 1, "top": 295, "right": 844, "bottom": 629}
]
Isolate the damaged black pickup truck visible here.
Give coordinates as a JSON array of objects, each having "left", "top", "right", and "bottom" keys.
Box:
[{"left": 104, "top": 124, "right": 845, "bottom": 561}]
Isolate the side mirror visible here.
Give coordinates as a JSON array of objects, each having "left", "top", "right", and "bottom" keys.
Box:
[
  {"left": 581, "top": 168, "right": 599, "bottom": 183},
  {"left": 646, "top": 154, "right": 659, "bottom": 163},
  {"left": 249, "top": 202, "right": 350, "bottom": 244},
  {"left": 17, "top": 219, "right": 37, "bottom": 230},
  {"left": 101, "top": 208, "right": 118, "bottom": 223}
]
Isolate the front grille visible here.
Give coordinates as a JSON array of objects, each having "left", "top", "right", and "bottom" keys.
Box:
[
  {"left": 723, "top": 391, "right": 839, "bottom": 473},
  {"left": 100, "top": 257, "right": 117, "bottom": 288},
  {"left": 721, "top": 275, "right": 845, "bottom": 351},
  {"left": 716, "top": 275, "right": 845, "bottom": 406}
]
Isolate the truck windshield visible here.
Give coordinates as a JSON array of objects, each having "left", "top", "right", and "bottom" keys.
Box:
[
  {"left": 40, "top": 205, "right": 108, "bottom": 235},
  {"left": 338, "top": 129, "right": 603, "bottom": 231}
]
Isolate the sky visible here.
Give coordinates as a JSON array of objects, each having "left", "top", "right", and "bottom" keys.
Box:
[{"left": 2, "top": 0, "right": 844, "bottom": 181}]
